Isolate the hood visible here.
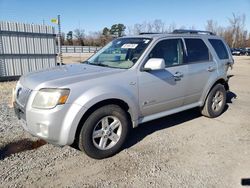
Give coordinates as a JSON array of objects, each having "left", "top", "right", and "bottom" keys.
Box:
[{"left": 20, "top": 63, "right": 125, "bottom": 90}]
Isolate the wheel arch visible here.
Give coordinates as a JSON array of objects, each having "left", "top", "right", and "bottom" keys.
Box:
[
  {"left": 73, "top": 98, "right": 133, "bottom": 147},
  {"left": 201, "top": 78, "right": 229, "bottom": 106},
  {"left": 213, "top": 78, "right": 229, "bottom": 91}
]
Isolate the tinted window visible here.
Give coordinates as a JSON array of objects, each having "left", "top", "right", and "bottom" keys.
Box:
[
  {"left": 87, "top": 38, "right": 151, "bottom": 69},
  {"left": 149, "top": 39, "right": 184, "bottom": 67},
  {"left": 209, "top": 39, "right": 229, "bottom": 59},
  {"left": 185, "top": 39, "right": 209, "bottom": 62}
]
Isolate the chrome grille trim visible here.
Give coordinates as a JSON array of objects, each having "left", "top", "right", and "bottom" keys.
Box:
[{"left": 16, "top": 85, "right": 32, "bottom": 107}]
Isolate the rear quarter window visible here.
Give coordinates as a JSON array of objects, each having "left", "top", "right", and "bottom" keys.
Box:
[
  {"left": 185, "top": 38, "right": 210, "bottom": 63},
  {"left": 208, "top": 39, "right": 229, "bottom": 59}
]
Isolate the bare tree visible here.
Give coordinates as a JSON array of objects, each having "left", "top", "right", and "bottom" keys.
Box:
[
  {"left": 127, "top": 26, "right": 134, "bottom": 35},
  {"left": 133, "top": 23, "right": 145, "bottom": 34},
  {"left": 205, "top": 20, "right": 219, "bottom": 34},
  {"left": 205, "top": 14, "right": 248, "bottom": 48},
  {"left": 189, "top": 25, "right": 196, "bottom": 30},
  {"left": 74, "top": 29, "right": 85, "bottom": 46},
  {"left": 128, "top": 19, "right": 165, "bottom": 34},
  {"left": 165, "top": 22, "right": 176, "bottom": 33},
  {"left": 223, "top": 29, "right": 234, "bottom": 47},
  {"left": 216, "top": 26, "right": 225, "bottom": 36},
  {"left": 152, "top": 19, "right": 165, "bottom": 32},
  {"left": 247, "top": 33, "right": 250, "bottom": 47},
  {"left": 146, "top": 21, "right": 153, "bottom": 33},
  {"left": 64, "top": 14, "right": 250, "bottom": 48},
  {"left": 228, "top": 13, "right": 246, "bottom": 48}
]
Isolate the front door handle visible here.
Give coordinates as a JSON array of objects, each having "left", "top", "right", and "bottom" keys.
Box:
[
  {"left": 173, "top": 71, "right": 183, "bottom": 81},
  {"left": 207, "top": 66, "right": 216, "bottom": 72}
]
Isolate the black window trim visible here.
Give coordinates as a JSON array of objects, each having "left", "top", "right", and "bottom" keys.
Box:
[
  {"left": 183, "top": 37, "right": 213, "bottom": 64},
  {"left": 140, "top": 37, "right": 187, "bottom": 71},
  {"left": 208, "top": 38, "right": 229, "bottom": 60}
]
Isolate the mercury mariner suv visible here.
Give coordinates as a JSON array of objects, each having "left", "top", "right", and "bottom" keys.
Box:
[{"left": 14, "top": 30, "right": 234, "bottom": 159}]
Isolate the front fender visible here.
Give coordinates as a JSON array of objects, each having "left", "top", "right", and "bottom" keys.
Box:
[
  {"left": 75, "top": 85, "right": 139, "bottom": 120},
  {"left": 61, "top": 84, "right": 140, "bottom": 145}
]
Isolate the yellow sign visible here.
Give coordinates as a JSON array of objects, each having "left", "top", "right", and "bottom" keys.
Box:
[{"left": 51, "top": 18, "right": 58, "bottom": 24}]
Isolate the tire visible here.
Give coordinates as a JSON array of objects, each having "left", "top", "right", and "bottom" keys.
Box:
[
  {"left": 201, "top": 84, "right": 226, "bottom": 118},
  {"left": 78, "top": 105, "right": 130, "bottom": 159}
]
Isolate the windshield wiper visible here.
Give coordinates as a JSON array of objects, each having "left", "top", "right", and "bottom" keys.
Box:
[
  {"left": 84, "top": 62, "right": 112, "bottom": 68},
  {"left": 97, "top": 63, "right": 111, "bottom": 67},
  {"left": 81, "top": 60, "right": 90, "bottom": 64}
]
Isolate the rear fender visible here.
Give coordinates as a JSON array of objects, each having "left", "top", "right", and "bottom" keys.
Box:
[{"left": 200, "top": 77, "right": 228, "bottom": 106}]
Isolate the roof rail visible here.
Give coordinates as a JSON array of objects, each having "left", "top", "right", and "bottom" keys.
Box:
[
  {"left": 139, "top": 32, "right": 161, "bottom": 35},
  {"left": 172, "top": 29, "right": 215, "bottom": 35}
]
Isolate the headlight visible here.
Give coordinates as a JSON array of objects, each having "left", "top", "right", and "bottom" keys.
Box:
[{"left": 32, "top": 88, "right": 70, "bottom": 109}]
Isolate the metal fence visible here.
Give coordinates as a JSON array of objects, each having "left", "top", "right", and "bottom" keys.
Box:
[
  {"left": 61, "top": 45, "right": 101, "bottom": 53},
  {"left": 0, "top": 21, "right": 57, "bottom": 80}
]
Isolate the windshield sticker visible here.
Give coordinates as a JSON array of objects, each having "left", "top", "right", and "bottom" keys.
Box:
[
  {"left": 121, "top": 44, "right": 138, "bottom": 49},
  {"left": 144, "top": 39, "right": 150, "bottom": 44}
]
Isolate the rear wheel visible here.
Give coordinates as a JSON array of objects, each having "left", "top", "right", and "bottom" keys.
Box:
[
  {"left": 78, "top": 105, "right": 130, "bottom": 159},
  {"left": 201, "top": 84, "right": 226, "bottom": 118}
]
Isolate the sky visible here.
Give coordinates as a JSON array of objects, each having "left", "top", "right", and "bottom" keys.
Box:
[{"left": 0, "top": 0, "right": 250, "bottom": 34}]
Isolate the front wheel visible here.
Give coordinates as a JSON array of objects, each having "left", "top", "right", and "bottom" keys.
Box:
[
  {"left": 78, "top": 105, "right": 130, "bottom": 159},
  {"left": 201, "top": 84, "right": 226, "bottom": 118}
]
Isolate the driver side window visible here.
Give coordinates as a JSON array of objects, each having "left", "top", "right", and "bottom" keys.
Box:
[{"left": 149, "top": 39, "right": 184, "bottom": 67}]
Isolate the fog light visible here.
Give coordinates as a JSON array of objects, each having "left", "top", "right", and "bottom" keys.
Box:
[{"left": 37, "top": 123, "right": 48, "bottom": 138}]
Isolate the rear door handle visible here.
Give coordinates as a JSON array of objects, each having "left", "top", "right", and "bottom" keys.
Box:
[
  {"left": 207, "top": 66, "right": 216, "bottom": 72},
  {"left": 173, "top": 71, "right": 183, "bottom": 81}
]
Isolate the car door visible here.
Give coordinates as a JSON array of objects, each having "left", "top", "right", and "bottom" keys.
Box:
[
  {"left": 138, "top": 38, "right": 188, "bottom": 117},
  {"left": 183, "top": 38, "right": 218, "bottom": 105}
]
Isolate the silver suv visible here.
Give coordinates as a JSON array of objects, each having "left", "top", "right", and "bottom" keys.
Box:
[{"left": 14, "top": 30, "right": 234, "bottom": 159}]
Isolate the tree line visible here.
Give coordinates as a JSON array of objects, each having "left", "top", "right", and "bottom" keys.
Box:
[
  {"left": 58, "top": 13, "right": 250, "bottom": 48},
  {"left": 59, "top": 23, "right": 126, "bottom": 47}
]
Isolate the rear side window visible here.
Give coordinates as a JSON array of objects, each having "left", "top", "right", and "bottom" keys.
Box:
[
  {"left": 208, "top": 39, "right": 229, "bottom": 59},
  {"left": 185, "top": 39, "right": 209, "bottom": 63}
]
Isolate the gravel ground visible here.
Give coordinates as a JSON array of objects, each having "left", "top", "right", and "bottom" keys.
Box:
[
  {"left": 0, "top": 56, "right": 250, "bottom": 187},
  {"left": 60, "top": 52, "right": 93, "bottom": 64}
]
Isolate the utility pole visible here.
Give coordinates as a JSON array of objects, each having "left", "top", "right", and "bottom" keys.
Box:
[{"left": 57, "top": 15, "right": 63, "bottom": 65}]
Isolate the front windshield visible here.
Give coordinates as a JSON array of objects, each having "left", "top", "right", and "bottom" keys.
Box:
[{"left": 84, "top": 38, "right": 152, "bottom": 69}]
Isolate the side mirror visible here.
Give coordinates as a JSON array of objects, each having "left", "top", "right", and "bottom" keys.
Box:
[{"left": 143, "top": 58, "right": 165, "bottom": 71}]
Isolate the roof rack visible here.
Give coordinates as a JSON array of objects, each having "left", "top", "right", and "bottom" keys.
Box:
[
  {"left": 172, "top": 29, "right": 215, "bottom": 35},
  {"left": 139, "top": 32, "right": 161, "bottom": 35}
]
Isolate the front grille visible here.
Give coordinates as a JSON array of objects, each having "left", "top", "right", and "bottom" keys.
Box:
[{"left": 16, "top": 85, "right": 32, "bottom": 107}]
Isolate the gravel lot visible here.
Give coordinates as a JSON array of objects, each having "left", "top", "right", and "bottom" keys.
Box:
[
  {"left": 60, "top": 52, "right": 93, "bottom": 64},
  {"left": 0, "top": 56, "right": 250, "bottom": 187}
]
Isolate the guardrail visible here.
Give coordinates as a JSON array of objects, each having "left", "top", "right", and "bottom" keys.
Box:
[{"left": 60, "top": 46, "right": 101, "bottom": 53}]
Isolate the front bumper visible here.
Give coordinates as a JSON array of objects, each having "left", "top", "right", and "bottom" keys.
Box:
[
  {"left": 14, "top": 101, "right": 26, "bottom": 120},
  {"left": 14, "top": 101, "right": 85, "bottom": 146}
]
